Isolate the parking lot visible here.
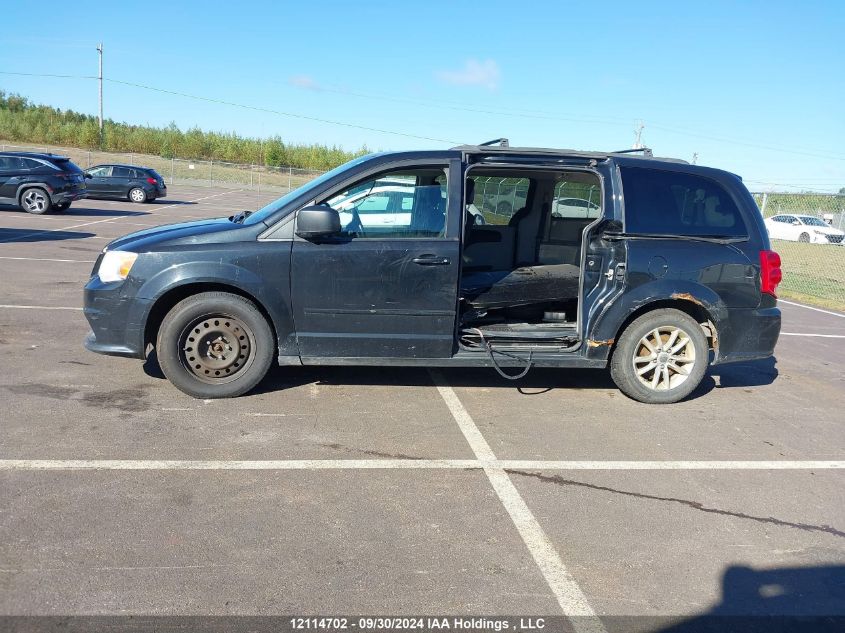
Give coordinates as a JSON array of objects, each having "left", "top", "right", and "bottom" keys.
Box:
[{"left": 1, "top": 185, "right": 843, "bottom": 631}]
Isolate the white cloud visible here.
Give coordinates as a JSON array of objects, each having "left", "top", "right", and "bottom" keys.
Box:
[
  {"left": 436, "top": 59, "right": 500, "bottom": 90},
  {"left": 288, "top": 75, "right": 322, "bottom": 91}
]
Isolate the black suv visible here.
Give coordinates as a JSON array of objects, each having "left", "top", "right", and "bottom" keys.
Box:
[
  {"left": 83, "top": 143, "right": 781, "bottom": 404},
  {"left": 0, "top": 152, "right": 87, "bottom": 213},
  {"left": 84, "top": 164, "right": 167, "bottom": 203}
]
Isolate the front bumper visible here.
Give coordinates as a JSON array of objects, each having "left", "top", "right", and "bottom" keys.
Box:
[{"left": 83, "top": 277, "right": 149, "bottom": 359}]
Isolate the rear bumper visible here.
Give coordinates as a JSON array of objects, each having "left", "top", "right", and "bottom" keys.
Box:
[
  {"left": 51, "top": 188, "right": 87, "bottom": 204},
  {"left": 712, "top": 306, "right": 781, "bottom": 365}
]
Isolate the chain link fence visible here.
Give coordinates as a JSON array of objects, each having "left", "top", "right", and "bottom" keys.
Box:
[
  {"left": 751, "top": 192, "right": 845, "bottom": 310},
  {"left": 0, "top": 142, "right": 326, "bottom": 195}
]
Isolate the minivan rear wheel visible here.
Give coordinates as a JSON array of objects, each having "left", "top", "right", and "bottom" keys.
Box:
[
  {"left": 20, "top": 187, "right": 52, "bottom": 214},
  {"left": 156, "top": 292, "right": 275, "bottom": 398},
  {"left": 610, "top": 308, "right": 709, "bottom": 404},
  {"left": 129, "top": 187, "right": 147, "bottom": 203}
]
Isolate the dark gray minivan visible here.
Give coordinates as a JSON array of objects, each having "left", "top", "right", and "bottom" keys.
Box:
[{"left": 83, "top": 143, "right": 781, "bottom": 403}]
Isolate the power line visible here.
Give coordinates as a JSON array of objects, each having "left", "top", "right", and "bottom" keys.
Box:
[
  {"left": 1, "top": 71, "right": 461, "bottom": 145},
  {"left": 103, "top": 78, "right": 462, "bottom": 145},
  {"left": 3, "top": 70, "right": 844, "bottom": 161}
]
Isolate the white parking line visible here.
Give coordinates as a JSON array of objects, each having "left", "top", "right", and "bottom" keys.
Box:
[
  {"left": 780, "top": 332, "right": 845, "bottom": 338},
  {"left": 429, "top": 370, "right": 604, "bottom": 630},
  {"left": 0, "top": 256, "right": 94, "bottom": 263},
  {"left": 779, "top": 299, "right": 845, "bottom": 318},
  {"left": 0, "top": 304, "right": 82, "bottom": 310},
  {"left": 1, "top": 459, "right": 841, "bottom": 470}
]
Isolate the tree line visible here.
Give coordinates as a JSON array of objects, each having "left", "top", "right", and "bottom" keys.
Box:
[{"left": 0, "top": 91, "right": 368, "bottom": 170}]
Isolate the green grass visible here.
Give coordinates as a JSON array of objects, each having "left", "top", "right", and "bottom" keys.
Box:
[{"left": 771, "top": 239, "right": 845, "bottom": 311}]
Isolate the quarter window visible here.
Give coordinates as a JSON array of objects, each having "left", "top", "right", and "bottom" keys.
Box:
[
  {"left": 319, "top": 167, "right": 448, "bottom": 239},
  {"left": 621, "top": 167, "right": 747, "bottom": 237}
]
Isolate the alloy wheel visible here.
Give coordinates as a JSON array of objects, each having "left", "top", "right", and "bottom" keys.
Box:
[
  {"left": 23, "top": 190, "right": 48, "bottom": 213},
  {"left": 632, "top": 326, "right": 697, "bottom": 391}
]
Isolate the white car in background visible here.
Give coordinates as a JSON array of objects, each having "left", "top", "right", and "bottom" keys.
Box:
[
  {"left": 764, "top": 214, "right": 845, "bottom": 244},
  {"left": 551, "top": 197, "right": 601, "bottom": 219}
]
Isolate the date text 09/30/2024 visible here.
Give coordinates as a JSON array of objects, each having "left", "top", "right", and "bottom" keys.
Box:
[{"left": 289, "top": 617, "right": 547, "bottom": 631}]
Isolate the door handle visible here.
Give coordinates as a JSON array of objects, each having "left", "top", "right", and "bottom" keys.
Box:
[{"left": 412, "top": 255, "right": 451, "bottom": 265}]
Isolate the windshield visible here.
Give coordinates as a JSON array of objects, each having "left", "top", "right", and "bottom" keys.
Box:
[
  {"left": 242, "top": 155, "right": 373, "bottom": 226},
  {"left": 798, "top": 216, "right": 828, "bottom": 227}
]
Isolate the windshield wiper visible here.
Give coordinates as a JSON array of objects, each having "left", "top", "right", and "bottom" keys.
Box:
[{"left": 229, "top": 210, "right": 254, "bottom": 224}]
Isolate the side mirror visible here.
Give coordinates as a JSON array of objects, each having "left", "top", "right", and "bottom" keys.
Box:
[
  {"left": 792, "top": 220, "right": 801, "bottom": 226},
  {"left": 84, "top": 172, "right": 93, "bottom": 179},
  {"left": 295, "top": 205, "right": 341, "bottom": 239}
]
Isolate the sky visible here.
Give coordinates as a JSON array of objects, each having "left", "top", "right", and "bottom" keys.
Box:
[{"left": 0, "top": 0, "right": 843, "bottom": 192}]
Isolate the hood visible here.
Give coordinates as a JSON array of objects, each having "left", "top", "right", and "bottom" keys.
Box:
[{"left": 105, "top": 217, "right": 256, "bottom": 252}]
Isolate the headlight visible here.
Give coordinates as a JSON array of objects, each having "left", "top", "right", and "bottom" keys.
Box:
[{"left": 98, "top": 250, "right": 138, "bottom": 283}]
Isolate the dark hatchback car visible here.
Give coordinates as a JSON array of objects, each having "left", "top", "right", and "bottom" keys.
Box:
[
  {"left": 83, "top": 143, "right": 781, "bottom": 404},
  {"left": 0, "top": 152, "right": 87, "bottom": 213},
  {"left": 84, "top": 164, "right": 167, "bottom": 203}
]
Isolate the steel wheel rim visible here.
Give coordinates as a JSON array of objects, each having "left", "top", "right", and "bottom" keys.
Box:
[
  {"left": 632, "top": 325, "right": 696, "bottom": 391},
  {"left": 23, "top": 190, "right": 47, "bottom": 212},
  {"left": 178, "top": 314, "right": 256, "bottom": 384},
  {"left": 130, "top": 189, "right": 145, "bottom": 202}
]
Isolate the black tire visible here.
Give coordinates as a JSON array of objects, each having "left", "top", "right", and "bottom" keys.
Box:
[
  {"left": 798, "top": 232, "right": 810, "bottom": 243},
  {"left": 54, "top": 202, "right": 71, "bottom": 212},
  {"left": 19, "top": 187, "right": 53, "bottom": 214},
  {"left": 129, "top": 187, "right": 147, "bottom": 203},
  {"left": 609, "top": 308, "right": 709, "bottom": 404},
  {"left": 156, "top": 292, "right": 275, "bottom": 398}
]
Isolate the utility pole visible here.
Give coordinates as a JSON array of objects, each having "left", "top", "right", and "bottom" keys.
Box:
[
  {"left": 96, "top": 43, "right": 103, "bottom": 144},
  {"left": 633, "top": 120, "right": 644, "bottom": 149}
]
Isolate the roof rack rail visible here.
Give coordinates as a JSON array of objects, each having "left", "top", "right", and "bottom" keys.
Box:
[
  {"left": 479, "top": 138, "right": 509, "bottom": 147},
  {"left": 612, "top": 147, "right": 654, "bottom": 157}
]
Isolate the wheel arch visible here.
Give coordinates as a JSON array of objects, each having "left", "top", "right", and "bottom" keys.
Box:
[
  {"left": 16, "top": 183, "right": 51, "bottom": 204},
  {"left": 586, "top": 282, "right": 725, "bottom": 361},
  {"left": 606, "top": 298, "right": 719, "bottom": 360},
  {"left": 143, "top": 282, "right": 280, "bottom": 355}
]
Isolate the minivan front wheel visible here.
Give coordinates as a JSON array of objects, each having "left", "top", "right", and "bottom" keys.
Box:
[
  {"left": 156, "top": 292, "right": 274, "bottom": 398},
  {"left": 129, "top": 187, "right": 147, "bottom": 203},
  {"left": 610, "top": 308, "right": 709, "bottom": 404}
]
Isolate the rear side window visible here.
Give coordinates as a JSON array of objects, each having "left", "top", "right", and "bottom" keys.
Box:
[
  {"left": 0, "top": 156, "right": 26, "bottom": 170},
  {"left": 113, "top": 167, "right": 132, "bottom": 178},
  {"left": 620, "top": 167, "right": 747, "bottom": 237}
]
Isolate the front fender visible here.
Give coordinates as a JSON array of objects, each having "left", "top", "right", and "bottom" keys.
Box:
[
  {"left": 585, "top": 279, "right": 726, "bottom": 360},
  {"left": 128, "top": 260, "right": 296, "bottom": 357}
]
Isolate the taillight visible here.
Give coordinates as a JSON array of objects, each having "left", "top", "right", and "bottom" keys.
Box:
[
  {"left": 146, "top": 177, "right": 157, "bottom": 185},
  {"left": 760, "top": 250, "right": 782, "bottom": 297}
]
